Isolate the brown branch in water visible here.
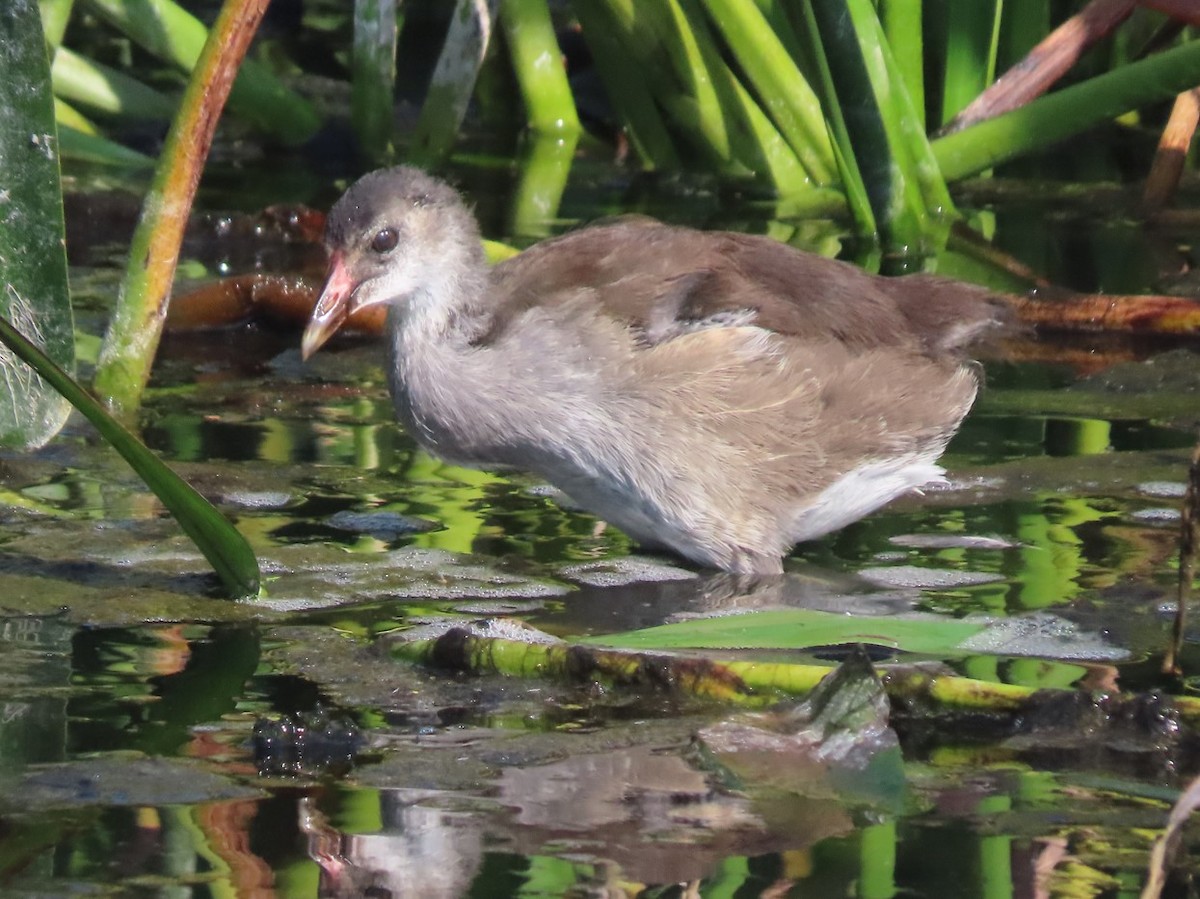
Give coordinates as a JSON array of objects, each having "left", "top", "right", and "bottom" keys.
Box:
[
  {"left": 1142, "top": 87, "right": 1200, "bottom": 215},
  {"left": 166, "top": 273, "right": 386, "bottom": 335},
  {"left": 168, "top": 269, "right": 1200, "bottom": 343},
  {"left": 162, "top": 199, "right": 1200, "bottom": 344},
  {"left": 1164, "top": 442, "right": 1200, "bottom": 676},
  {"left": 1008, "top": 291, "right": 1200, "bottom": 336},
  {"left": 943, "top": 0, "right": 1200, "bottom": 136}
]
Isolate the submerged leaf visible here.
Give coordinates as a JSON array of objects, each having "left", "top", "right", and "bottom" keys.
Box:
[{"left": 696, "top": 651, "right": 906, "bottom": 810}]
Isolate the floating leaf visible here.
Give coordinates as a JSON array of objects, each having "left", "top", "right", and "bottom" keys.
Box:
[{"left": 591, "top": 608, "right": 987, "bottom": 655}]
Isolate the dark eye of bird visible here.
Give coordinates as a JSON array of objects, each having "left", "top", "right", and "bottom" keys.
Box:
[{"left": 370, "top": 227, "right": 399, "bottom": 253}]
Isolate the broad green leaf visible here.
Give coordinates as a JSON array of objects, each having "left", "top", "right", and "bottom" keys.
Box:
[
  {"left": 0, "top": 0, "right": 74, "bottom": 448},
  {"left": 0, "top": 315, "right": 261, "bottom": 599},
  {"left": 591, "top": 607, "right": 1126, "bottom": 665}
]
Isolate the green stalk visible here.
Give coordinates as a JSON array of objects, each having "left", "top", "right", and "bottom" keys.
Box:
[
  {"left": 351, "top": 0, "right": 400, "bottom": 163},
  {"left": 808, "top": 0, "right": 954, "bottom": 252},
  {"left": 933, "top": 38, "right": 1200, "bottom": 181},
  {"left": 389, "top": 626, "right": 1200, "bottom": 726},
  {"left": 997, "top": 0, "right": 1050, "bottom": 70},
  {"left": 570, "top": 0, "right": 680, "bottom": 168},
  {"left": 711, "top": 57, "right": 812, "bottom": 191},
  {"left": 0, "top": 315, "right": 260, "bottom": 599},
  {"left": 500, "top": 0, "right": 581, "bottom": 135},
  {"left": 54, "top": 98, "right": 97, "bottom": 134},
  {"left": 84, "top": 0, "right": 318, "bottom": 144},
  {"left": 592, "top": 0, "right": 732, "bottom": 172},
  {"left": 508, "top": 131, "right": 581, "bottom": 238},
  {"left": 39, "top": 0, "right": 75, "bottom": 48},
  {"left": 699, "top": 0, "right": 836, "bottom": 183},
  {"left": 94, "top": 0, "right": 274, "bottom": 414},
  {"left": 669, "top": 0, "right": 810, "bottom": 190},
  {"left": 750, "top": 0, "right": 805, "bottom": 63},
  {"left": 792, "top": 2, "right": 877, "bottom": 237}
]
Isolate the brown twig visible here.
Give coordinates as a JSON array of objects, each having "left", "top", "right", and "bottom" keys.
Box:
[{"left": 1142, "top": 87, "right": 1200, "bottom": 214}]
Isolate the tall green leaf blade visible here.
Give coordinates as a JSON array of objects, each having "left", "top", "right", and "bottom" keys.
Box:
[
  {"left": 699, "top": 0, "right": 836, "bottom": 183},
  {"left": 793, "top": 2, "right": 877, "bottom": 236},
  {"left": 0, "top": 0, "right": 74, "bottom": 448},
  {"left": 51, "top": 46, "right": 176, "bottom": 120},
  {"left": 570, "top": 1, "right": 680, "bottom": 169},
  {"left": 0, "top": 315, "right": 261, "bottom": 600},
  {"left": 410, "top": 0, "right": 500, "bottom": 165},
  {"left": 808, "top": 0, "right": 954, "bottom": 254},
  {"left": 878, "top": 0, "right": 925, "bottom": 129},
  {"left": 58, "top": 120, "right": 155, "bottom": 167}
]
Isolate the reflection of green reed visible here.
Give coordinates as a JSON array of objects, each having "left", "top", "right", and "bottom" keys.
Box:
[
  {"left": 400, "top": 452, "right": 504, "bottom": 555},
  {"left": 1010, "top": 493, "right": 1109, "bottom": 611}
]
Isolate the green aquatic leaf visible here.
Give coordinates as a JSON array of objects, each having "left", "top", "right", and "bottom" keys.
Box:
[{"left": 589, "top": 608, "right": 987, "bottom": 654}]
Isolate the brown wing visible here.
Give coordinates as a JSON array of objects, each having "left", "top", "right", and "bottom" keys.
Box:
[{"left": 480, "top": 221, "right": 1006, "bottom": 353}]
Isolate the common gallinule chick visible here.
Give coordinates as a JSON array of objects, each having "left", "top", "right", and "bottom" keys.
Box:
[{"left": 302, "top": 167, "right": 1005, "bottom": 574}]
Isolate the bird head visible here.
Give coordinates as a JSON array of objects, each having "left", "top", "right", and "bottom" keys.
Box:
[{"left": 301, "top": 167, "right": 480, "bottom": 359}]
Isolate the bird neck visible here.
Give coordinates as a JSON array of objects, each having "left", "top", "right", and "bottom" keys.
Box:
[{"left": 390, "top": 239, "right": 492, "bottom": 345}]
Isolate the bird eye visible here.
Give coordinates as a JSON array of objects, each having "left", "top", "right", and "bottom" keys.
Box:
[{"left": 370, "top": 227, "right": 399, "bottom": 253}]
